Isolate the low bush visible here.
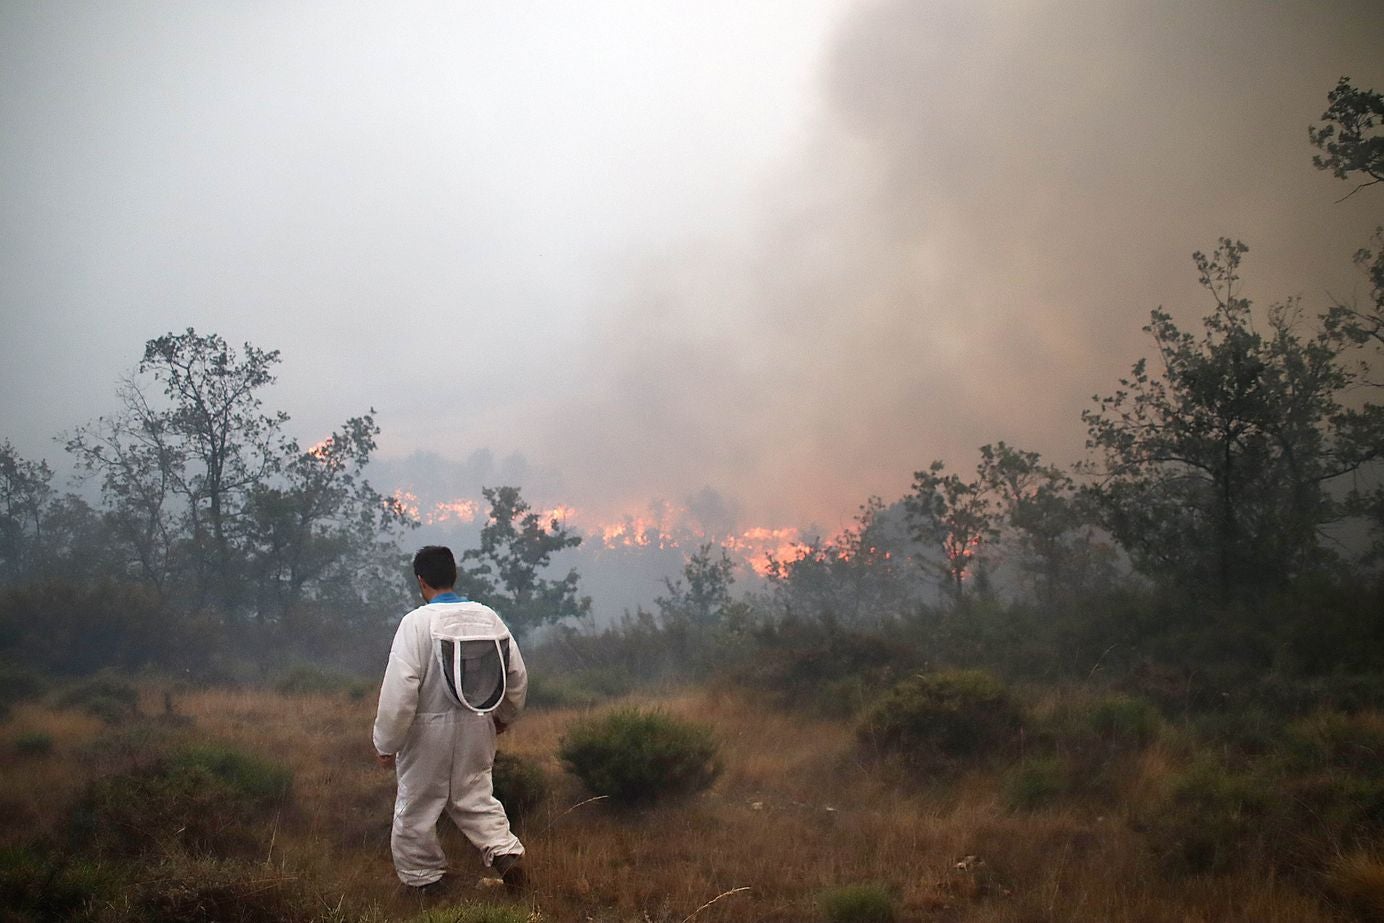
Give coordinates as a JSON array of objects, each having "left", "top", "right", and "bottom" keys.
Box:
[
  {"left": 1003, "top": 757, "right": 1067, "bottom": 811},
  {"left": 0, "top": 662, "right": 47, "bottom": 721},
  {"left": 0, "top": 845, "right": 119, "bottom": 922},
  {"left": 1146, "top": 759, "right": 1272, "bottom": 874},
  {"left": 818, "top": 883, "right": 896, "bottom": 923},
  {"left": 1088, "top": 694, "right": 1161, "bottom": 748},
  {"left": 14, "top": 730, "right": 52, "bottom": 757},
  {"left": 70, "top": 742, "right": 291, "bottom": 858},
  {"left": 405, "top": 905, "right": 530, "bottom": 923},
  {"left": 1283, "top": 710, "right": 1384, "bottom": 774},
  {"left": 55, "top": 674, "right": 140, "bottom": 724},
  {"left": 859, "top": 670, "right": 1021, "bottom": 767},
  {"left": 559, "top": 707, "right": 721, "bottom": 806},
  {"left": 491, "top": 750, "right": 548, "bottom": 824},
  {"left": 127, "top": 856, "right": 314, "bottom": 923},
  {"left": 735, "top": 623, "right": 917, "bottom": 716}
]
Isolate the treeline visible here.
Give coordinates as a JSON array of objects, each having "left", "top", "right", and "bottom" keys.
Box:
[{"left": 2, "top": 78, "right": 1383, "bottom": 690}]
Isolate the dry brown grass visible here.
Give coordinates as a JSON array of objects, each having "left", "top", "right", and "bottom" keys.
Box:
[{"left": 0, "top": 680, "right": 1363, "bottom": 922}]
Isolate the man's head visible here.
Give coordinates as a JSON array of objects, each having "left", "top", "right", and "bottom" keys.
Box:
[{"left": 412, "top": 545, "right": 457, "bottom": 593}]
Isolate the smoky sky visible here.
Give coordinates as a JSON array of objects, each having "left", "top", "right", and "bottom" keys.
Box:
[{"left": 3, "top": 1, "right": 1382, "bottom": 536}]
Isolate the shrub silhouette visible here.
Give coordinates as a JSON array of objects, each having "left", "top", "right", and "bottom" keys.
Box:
[
  {"left": 1003, "top": 757, "right": 1067, "bottom": 810},
  {"left": 71, "top": 742, "right": 291, "bottom": 858},
  {"left": 860, "top": 670, "right": 1020, "bottom": 766},
  {"left": 491, "top": 750, "right": 548, "bottom": 824},
  {"left": 13, "top": 730, "right": 52, "bottom": 757},
  {"left": 818, "top": 883, "right": 896, "bottom": 923},
  {"left": 559, "top": 707, "right": 720, "bottom": 805},
  {"left": 1088, "top": 694, "right": 1161, "bottom": 747},
  {"left": 55, "top": 674, "right": 140, "bottom": 724},
  {"left": 1147, "top": 759, "right": 1271, "bottom": 874},
  {"left": 0, "top": 845, "right": 118, "bottom": 921},
  {"left": 0, "top": 662, "right": 47, "bottom": 721}
]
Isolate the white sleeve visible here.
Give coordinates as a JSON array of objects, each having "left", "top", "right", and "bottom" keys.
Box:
[
  {"left": 493, "top": 633, "right": 528, "bottom": 726},
  {"left": 372, "top": 610, "right": 429, "bottom": 755}
]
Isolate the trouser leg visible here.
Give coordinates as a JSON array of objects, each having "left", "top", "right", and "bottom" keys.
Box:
[
  {"left": 390, "top": 720, "right": 452, "bottom": 886},
  {"left": 443, "top": 713, "right": 523, "bottom": 866}
]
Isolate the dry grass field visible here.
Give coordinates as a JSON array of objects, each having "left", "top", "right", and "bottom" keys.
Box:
[{"left": 0, "top": 678, "right": 1379, "bottom": 922}]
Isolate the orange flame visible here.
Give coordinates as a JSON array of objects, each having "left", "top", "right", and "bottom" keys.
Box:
[
  {"left": 391, "top": 489, "right": 421, "bottom": 521},
  {"left": 724, "top": 526, "right": 809, "bottom": 576},
  {"left": 428, "top": 499, "right": 479, "bottom": 525}
]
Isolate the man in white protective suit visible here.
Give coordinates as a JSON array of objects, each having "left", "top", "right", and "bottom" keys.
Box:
[{"left": 373, "top": 545, "right": 528, "bottom": 892}]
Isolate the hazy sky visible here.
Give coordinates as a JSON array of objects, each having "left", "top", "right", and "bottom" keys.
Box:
[{"left": 3, "top": 1, "right": 1382, "bottom": 537}]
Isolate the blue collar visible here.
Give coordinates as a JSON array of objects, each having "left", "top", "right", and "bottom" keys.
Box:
[{"left": 428, "top": 591, "right": 468, "bottom": 604}]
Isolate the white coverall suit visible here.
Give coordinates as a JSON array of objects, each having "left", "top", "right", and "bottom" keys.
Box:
[{"left": 373, "top": 593, "right": 527, "bottom": 886}]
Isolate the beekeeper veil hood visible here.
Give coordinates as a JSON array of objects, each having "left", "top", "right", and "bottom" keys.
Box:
[{"left": 431, "top": 603, "right": 511, "bottom": 715}]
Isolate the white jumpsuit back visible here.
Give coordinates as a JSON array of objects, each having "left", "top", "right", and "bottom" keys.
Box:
[{"left": 373, "top": 597, "right": 527, "bottom": 886}]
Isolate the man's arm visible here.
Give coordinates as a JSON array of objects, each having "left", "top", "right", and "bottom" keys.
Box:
[
  {"left": 373, "top": 611, "right": 428, "bottom": 757},
  {"left": 492, "top": 634, "right": 528, "bottom": 730}
]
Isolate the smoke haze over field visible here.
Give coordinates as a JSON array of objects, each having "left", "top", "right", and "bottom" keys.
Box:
[{"left": 3, "top": 1, "right": 1382, "bottom": 543}]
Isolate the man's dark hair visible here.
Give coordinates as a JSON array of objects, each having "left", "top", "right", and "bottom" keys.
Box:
[{"left": 413, "top": 545, "right": 457, "bottom": 590}]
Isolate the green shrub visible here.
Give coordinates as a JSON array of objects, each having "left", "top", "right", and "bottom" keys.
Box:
[
  {"left": 859, "top": 670, "right": 1020, "bottom": 767},
  {"left": 70, "top": 742, "right": 291, "bottom": 858},
  {"left": 55, "top": 674, "right": 140, "bottom": 724},
  {"left": 76, "top": 718, "right": 182, "bottom": 769},
  {"left": 0, "top": 844, "right": 119, "bottom": 921},
  {"left": 1088, "top": 694, "right": 1161, "bottom": 747},
  {"left": 0, "top": 662, "right": 47, "bottom": 721},
  {"left": 405, "top": 906, "right": 530, "bottom": 923},
  {"left": 737, "top": 626, "right": 917, "bottom": 715},
  {"left": 1283, "top": 711, "right": 1384, "bottom": 775},
  {"left": 491, "top": 750, "right": 548, "bottom": 824},
  {"left": 1147, "top": 759, "right": 1272, "bottom": 874},
  {"left": 1003, "top": 757, "right": 1067, "bottom": 811},
  {"left": 1190, "top": 708, "right": 1285, "bottom": 762},
  {"left": 14, "top": 730, "right": 53, "bottom": 757},
  {"left": 559, "top": 707, "right": 721, "bottom": 805},
  {"left": 130, "top": 856, "right": 314, "bottom": 923},
  {"left": 818, "top": 883, "right": 896, "bottom": 923},
  {"left": 172, "top": 744, "right": 293, "bottom": 801}
]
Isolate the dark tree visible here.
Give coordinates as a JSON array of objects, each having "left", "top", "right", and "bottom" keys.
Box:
[
  {"left": 904, "top": 461, "right": 999, "bottom": 601},
  {"left": 0, "top": 441, "right": 54, "bottom": 582},
  {"left": 244, "top": 412, "right": 415, "bottom": 627},
  {"left": 1082, "top": 240, "right": 1382, "bottom": 599},
  {"left": 656, "top": 543, "right": 735, "bottom": 627},
  {"left": 767, "top": 497, "right": 920, "bottom": 624},
  {"left": 460, "top": 486, "right": 590, "bottom": 637}
]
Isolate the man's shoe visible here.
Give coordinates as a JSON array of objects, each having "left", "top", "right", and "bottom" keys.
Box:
[
  {"left": 408, "top": 875, "right": 451, "bottom": 898},
  {"left": 492, "top": 853, "right": 527, "bottom": 893}
]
